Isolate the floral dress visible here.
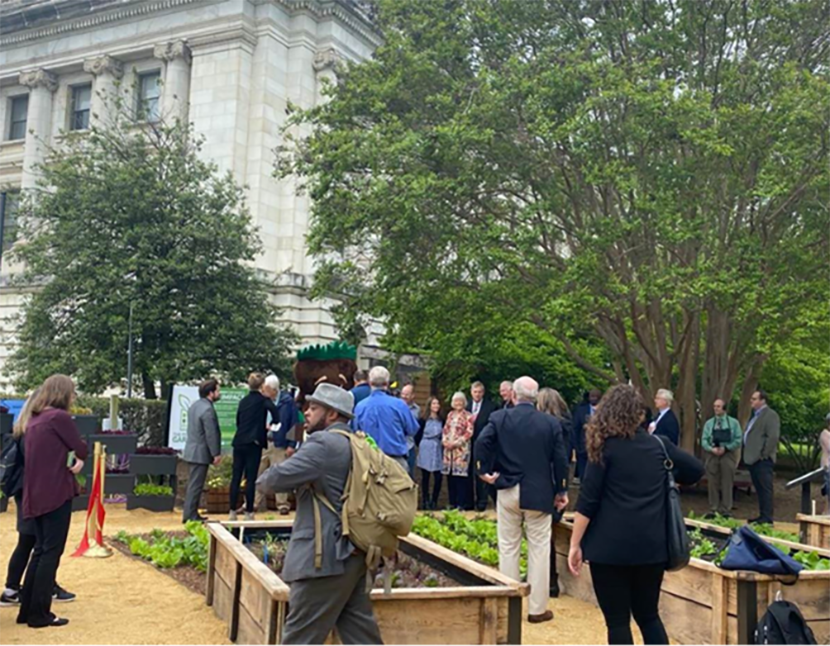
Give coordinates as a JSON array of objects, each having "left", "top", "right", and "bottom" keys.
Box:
[{"left": 441, "top": 409, "right": 474, "bottom": 477}]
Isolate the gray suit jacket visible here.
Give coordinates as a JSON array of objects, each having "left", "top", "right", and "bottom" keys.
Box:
[
  {"left": 182, "top": 398, "right": 221, "bottom": 465},
  {"left": 256, "top": 422, "right": 353, "bottom": 583},
  {"left": 743, "top": 406, "right": 781, "bottom": 465}
]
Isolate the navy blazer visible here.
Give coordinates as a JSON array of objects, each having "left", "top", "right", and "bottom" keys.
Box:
[
  {"left": 466, "top": 398, "right": 497, "bottom": 440},
  {"left": 475, "top": 403, "right": 569, "bottom": 514},
  {"left": 653, "top": 408, "right": 680, "bottom": 445},
  {"left": 572, "top": 402, "right": 594, "bottom": 457}
]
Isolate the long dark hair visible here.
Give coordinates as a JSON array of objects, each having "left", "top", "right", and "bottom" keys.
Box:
[
  {"left": 423, "top": 396, "right": 444, "bottom": 422},
  {"left": 586, "top": 385, "right": 643, "bottom": 463}
]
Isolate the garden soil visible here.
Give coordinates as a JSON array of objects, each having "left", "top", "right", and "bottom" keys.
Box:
[{"left": 0, "top": 501, "right": 653, "bottom": 645}]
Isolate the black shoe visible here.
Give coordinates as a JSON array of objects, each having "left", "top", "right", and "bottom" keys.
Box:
[
  {"left": 549, "top": 584, "right": 560, "bottom": 598},
  {"left": 52, "top": 585, "right": 75, "bottom": 603},
  {"left": 748, "top": 517, "right": 765, "bottom": 525},
  {"left": 475, "top": 505, "right": 487, "bottom": 513},
  {"left": 0, "top": 589, "right": 20, "bottom": 606},
  {"left": 704, "top": 512, "right": 717, "bottom": 520},
  {"left": 30, "top": 614, "right": 69, "bottom": 628}
]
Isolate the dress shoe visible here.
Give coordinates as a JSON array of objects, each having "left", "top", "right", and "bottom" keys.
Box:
[
  {"left": 549, "top": 584, "right": 560, "bottom": 598},
  {"left": 528, "top": 610, "right": 554, "bottom": 624}
]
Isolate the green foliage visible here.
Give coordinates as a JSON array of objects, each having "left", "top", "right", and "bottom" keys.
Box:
[
  {"left": 412, "top": 512, "right": 527, "bottom": 578},
  {"left": 207, "top": 454, "right": 234, "bottom": 488},
  {"left": 791, "top": 550, "right": 830, "bottom": 571},
  {"left": 688, "top": 511, "right": 800, "bottom": 543},
  {"left": 280, "top": 0, "right": 830, "bottom": 445},
  {"left": 8, "top": 94, "right": 296, "bottom": 397},
  {"left": 133, "top": 483, "right": 174, "bottom": 497},
  {"left": 114, "top": 521, "right": 208, "bottom": 572},
  {"left": 295, "top": 341, "right": 357, "bottom": 362}
]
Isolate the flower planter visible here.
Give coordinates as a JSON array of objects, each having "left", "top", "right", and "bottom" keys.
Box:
[
  {"left": 205, "top": 486, "right": 241, "bottom": 514},
  {"left": 127, "top": 494, "right": 175, "bottom": 512},
  {"left": 72, "top": 494, "right": 90, "bottom": 512},
  {"left": 90, "top": 433, "right": 137, "bottom": 455},
  {"left": 798, "top": 514, "right": 830, "bottom": 549},
  {"left": 105, "top": 473, "right": 136, "bottom": 495},
  {"left": 130, "top": 454, "right": 178, "bottom": 477},
  {"left": 552, "top": 520, "right": 830, "bottom": 644},
  {"left": 72, "top": 415, "right": 99, "bottom": 435},
  {"left": 206, "top": 520, "right": 528, "bottom": 644}
]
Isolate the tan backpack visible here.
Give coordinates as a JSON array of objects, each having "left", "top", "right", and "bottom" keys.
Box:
[{"left": 312, "top": 429, "right": 418, "bottom": 576}]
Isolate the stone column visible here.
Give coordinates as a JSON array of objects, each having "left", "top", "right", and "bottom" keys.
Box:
[
  {"left": 153, "top": 40, "right": 192, "bottom": 124},
  {"left": 18, "top": 69, "right": 57, "bottom": 190},
  {"left": 83, "top": 55, "right": 124, "bottom": 127}
]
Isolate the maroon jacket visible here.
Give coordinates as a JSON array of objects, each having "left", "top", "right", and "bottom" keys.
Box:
[{"left": 23, "top": 408, "right": 88, "bottom": 519}]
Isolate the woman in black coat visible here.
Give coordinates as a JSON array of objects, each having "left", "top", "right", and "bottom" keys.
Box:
[{"left": 568, "top": 385, "right": 703, "bottom": 645}]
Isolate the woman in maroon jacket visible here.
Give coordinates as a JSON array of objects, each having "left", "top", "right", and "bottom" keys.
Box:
[{"left": 17, "top": 375, "right": 88, "bottom": 629}]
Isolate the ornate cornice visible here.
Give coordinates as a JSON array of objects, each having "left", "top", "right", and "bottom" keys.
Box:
[
  {"left": 153, "top": 40, "right": 191, "bottom": 64},
  {"left": 1, "top": 0, "right": 382, "bottom": 49},
  {"left": 18, "top": 68, "right": 57, "bottom": 92},
  {"left": 83, "top": 54, "right": 124, "bottom": 79}
]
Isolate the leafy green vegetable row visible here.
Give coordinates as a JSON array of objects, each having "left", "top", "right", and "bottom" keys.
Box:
[
  {"left": 687, "top": 511, "right": 800, "bottom": 543},
  {"left": 113, "top": 521, "right": 209, "bottom": 571},
  {"left": 687, "top": 527, "right": 830, "bottom": 570}
]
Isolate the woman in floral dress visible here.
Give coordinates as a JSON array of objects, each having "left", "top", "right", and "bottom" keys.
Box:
[{"left": 442, "top": 391, "right": 474, "bottom": 510}]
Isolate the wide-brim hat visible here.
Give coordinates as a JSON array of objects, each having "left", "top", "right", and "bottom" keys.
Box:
[{"left": 306, "top": 382, "right": 355, "bottom": 419}]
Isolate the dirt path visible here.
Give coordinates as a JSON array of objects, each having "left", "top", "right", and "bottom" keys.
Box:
[{"left": 0, "top": 502, "right": 228, "bottom": 645}]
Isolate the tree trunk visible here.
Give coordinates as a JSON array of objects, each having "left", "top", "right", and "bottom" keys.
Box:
[
  {"left": 142, "top": 372, "right": 157, "bottom": 399},
  {"left": 737, "top": 355, "right": 767, "bottom": 425},
  {"left": 676, "top": 311, "right": 701, "bottom": 454},
  {"left": 701, "top": 305, "right": 731, "bottom": 420}
]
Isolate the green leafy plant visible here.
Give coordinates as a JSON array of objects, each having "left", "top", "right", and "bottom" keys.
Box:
[
  {"left": 791, "top": 550, "right": 830, "bottom": 571},
  {"left": 113, "top": 521, "right": 208, "bottom": 572},
  {"left": 133, "top": 483, "right": 174, "bottom": 497}
]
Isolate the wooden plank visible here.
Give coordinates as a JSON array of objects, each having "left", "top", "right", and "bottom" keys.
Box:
[
  {"left": 496, "top": 598, "right": 508, "bottom": 645},
  {"left": 230, "top": 561, "right": 242, "bottom": 642},
  {"left": 374, "top": 597, "right": 484, "bottom": 644},
  {"left": 215, "top": 539, "right": 236, "bottom": 588},
  {"left": 764, "top": 577, "right": 830, "bottom": 621},
  {"left": 711, "top": 572, "right": 728, "bottom": 644},
  {"left": 659, "top": 590, "right": 713, "bottom": 645},
  {"left": 806, "top": 619, "right": 829, "bottom": 645},
  {"left": 479, "top": 597, "right": 498, "bottom": 644},
  {"left": 237, "top": 601, "right": 267, "bottom": 645},
  {"left": 206, "top": 534, "right": 217, "bottom": 606},
  {"left": 506, "top": 597, "right": 522, "bottom": 645},
  {"left": 370, "top": 586, "right": 526, "bottom": 601},
  {"left": 240, "top": 567, "right": 269, "bottom": 631},
  {"left": 266, "top": 599, "right": 285, "bottom": 645},
  {"left": 686, "top": 518, "right": 830, "bottom": 557},
  {"left": 401, "top": 533, "right": 528, "bottom": 595},
  {"left": 662, "top": 564, "right": 715, "bottom": 609},
  {"left": 212, "top": 576, "right": 233, "bottom": 625},
  {"left": 796, "top": 514, "right": 830, "bottom": 527}
]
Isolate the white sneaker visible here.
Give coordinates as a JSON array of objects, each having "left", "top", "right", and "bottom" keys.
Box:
[
  {"left": 228, "top": 510, "right": 238, "bottom": 521},
  {"left": 244, "top": 511, "right": 255, "bottom": 521}
]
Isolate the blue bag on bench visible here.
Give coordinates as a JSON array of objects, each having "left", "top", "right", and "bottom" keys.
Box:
[{"left": 720, "top": 526, "right": 803, "bottom": 577}]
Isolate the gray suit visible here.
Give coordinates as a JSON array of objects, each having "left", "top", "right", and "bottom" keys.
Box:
[
  {"left": 257, "top": 422, "right": 382, "bottom": 645},
  {"left": 182, "top": 398, "right": 221, "bottom": 522},
  {"left": 743, "top": 406, "right": 781, "bottom": 524}
]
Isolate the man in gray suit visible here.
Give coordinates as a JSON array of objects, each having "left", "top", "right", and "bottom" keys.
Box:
[
  {"left": 182, "top": 379, "right": 222, "bottom": 523},
  {"left": 743, "top": 389, "right": 781, "bottom": 525},
  {"left": 257, "top": 383, "right": 382, "bottom": 645}
]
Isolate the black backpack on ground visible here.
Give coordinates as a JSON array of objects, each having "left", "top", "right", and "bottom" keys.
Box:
[
  {"left": 755, "top": 600, "right": 817, "bottom": 645},
  {"left": 0, "top": 436, "right": 23, "bottom": 498}
]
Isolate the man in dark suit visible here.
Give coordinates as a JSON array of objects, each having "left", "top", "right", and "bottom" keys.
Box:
[
  {"left": 476, "top": 376, "right": 569, "bottom": 625},
  {"left": 466, "top": 381, "right": 497, "bottom": 511},
  {"left": 649, "top": 388, "right": 680, "bottom": 445},
  {"left": 572, "top": 389, "right": 601, "bottom": 480},
  {"left": 743, "top": 389, "right": 781, "bottom": 524}
]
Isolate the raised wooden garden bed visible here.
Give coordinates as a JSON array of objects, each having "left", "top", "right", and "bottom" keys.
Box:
[
  {"left": 206, "top": 520, "right": 528, "bottom": 644},
  {"left": 798, "top": 514, "right": 830, "bottom": 549},
  {"left": 205, "top": 486, "right": 242, "bottom": 514},
  {"left": 552, "top": 520, "right": 830, "bottom": 645}
]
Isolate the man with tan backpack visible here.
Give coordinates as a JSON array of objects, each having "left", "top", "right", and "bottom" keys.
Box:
[{"left": 256, "top": 382, "right": 417, "bottom": 644}]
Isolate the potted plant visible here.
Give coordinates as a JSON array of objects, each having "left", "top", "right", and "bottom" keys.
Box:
[
  {"left": 130, "top": 446, "right": 179, "bottom": 477},
  {"left": 70, "top": 406, "right": 98, "bottom": 435},
  {"left": 127, "top": 482, "right": 175, "bottom": 512},
  {"left": 90, "top": 429, "right": 137, "bottom": 455},
  {"left": 204, "top": 455, "right": 240, "bottom": 513}
]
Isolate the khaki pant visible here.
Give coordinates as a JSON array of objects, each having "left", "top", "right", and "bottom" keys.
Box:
[
  {"left": 705, "top": 449, "right": 739, "bottom": 515},
  {"left": 254, "top": 445, "right": 290, "bottom": 512},
  {"left": 497, "top": 484, "right": 551, "bottom": 616}
]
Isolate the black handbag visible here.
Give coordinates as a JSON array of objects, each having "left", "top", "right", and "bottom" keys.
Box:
[{"left": 654, "top": 435, "right": 690, "bottom": 571}]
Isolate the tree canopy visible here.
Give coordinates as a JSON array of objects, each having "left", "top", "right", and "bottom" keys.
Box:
[
  {"left": 280, "top": 0, "right": 830, "bottom": 449},
  {"left": 9, "top": 99, "right": 296, "bottom": 397}
]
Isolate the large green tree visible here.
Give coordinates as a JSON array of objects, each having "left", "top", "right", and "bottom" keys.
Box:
[
  {"left": 280, "top": 0, "right": 830, "bottom": 449},
  {"left": 8, "top": 100, "right": 296, "bottom": 397}
]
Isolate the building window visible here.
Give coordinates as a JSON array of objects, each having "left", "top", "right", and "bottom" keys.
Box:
[
  {"left": 8, "top": 95, "right": 28, "bottom": 141},
  {"left": 137, "top": 71, "right": 161, "bottom": 122},
  {"left": 0, "top": 191, "right": 20, "bottom": 268},
  {"left": 70, "top": 84, "right": 92, "bottom": 131}
]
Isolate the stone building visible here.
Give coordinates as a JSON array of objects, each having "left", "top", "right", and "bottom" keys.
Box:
[{"left": 0, "top": 0, "right": 387, "bottom": 388}]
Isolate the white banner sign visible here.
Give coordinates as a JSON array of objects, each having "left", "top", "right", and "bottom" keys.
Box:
[{"left": 168, "top": 385, "right": 199, "bottom": 451}]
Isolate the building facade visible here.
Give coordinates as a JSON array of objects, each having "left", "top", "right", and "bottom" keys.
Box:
[{"left": 0, "top": 0, "right": 383, "bottom": 388}]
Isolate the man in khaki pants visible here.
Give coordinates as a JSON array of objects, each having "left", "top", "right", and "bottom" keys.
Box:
[
  {"left": 475, "top": 377, "right": 569, "bottom": 624},
  {"left": 254, "top": 375, "right": 297, "bottom": 514}
]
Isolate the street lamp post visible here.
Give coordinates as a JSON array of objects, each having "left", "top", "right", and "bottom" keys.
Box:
[{"left": 126, "top": 301, "right": 134, "bottom": 399}]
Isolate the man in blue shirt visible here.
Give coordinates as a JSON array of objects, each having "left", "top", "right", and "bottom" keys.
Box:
[
  {"left": 350, "top": 370, "right": 371, "bottom": 406},
  {"left": 353, "top": 366, "right": 418, "bottom": 471}
]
